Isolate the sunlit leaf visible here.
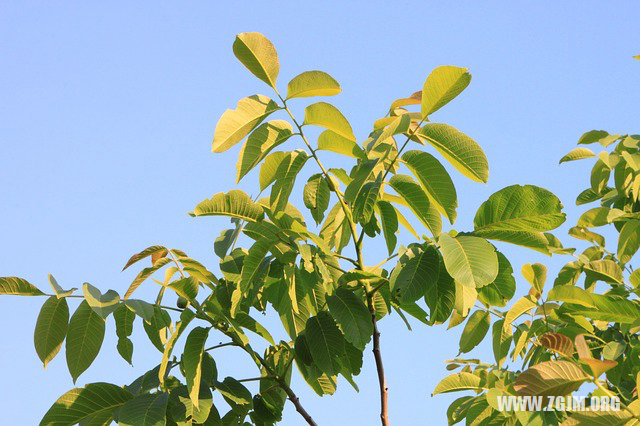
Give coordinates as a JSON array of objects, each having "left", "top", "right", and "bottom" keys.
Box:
[
  {"left": 559, "top": 147, "right": 596, "bottom": 163},
  {"left": 317, "top": 130, "right": 366, "bottom": 159},
  {"left": 439, "top": 233, "right": 498, "bottom": 288},
  {"left": 303, "top": 102, "right": 355, "bottom": 141},
  {"left": 232, "top": 32, "right": 279, "bottom": 87},
  {"left": 183, "top": 327, "right": 210, "bottom": 409},
  {"left": 432, "top": 372, "right": 481, "bottom": 395},
  {"left": 421, "top": 66, "right": 471, "bottom": 117},
  {"left": 191, "top": 190, "right": 264, "bottom": 222},
  {"left": 286, "top": 70, "right": 341, "bottom": 99},
  {"left": 388, "top": 174, "right": 441, "bottom": 236},
  {"left": 0, "top": 276, "right": 44, "bottom": 296},
  {"left": 514, "top": 360, "right": 589, "bottom": 396},
  {"left": 236, "top": 120, "right": 293, "bottom": 182},
  {"left": 458, "top": 310, "right": 490, "bottom": 354},
  {"left": 82, "top": 283, "right": 120, "bottom": 320}
]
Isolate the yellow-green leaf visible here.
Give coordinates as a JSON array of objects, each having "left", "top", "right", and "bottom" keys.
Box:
[
  {"left": 418, "top": 123, "right": 488, "bottom": 183},
  {"left": 317, "top": 130, "right": 365, "bottom": 158},
  {"left": 514, "top": 360, "right": 589, "bottom": 396},
  {"left": 82, "top": 283, "right": 120, "bottom": 320},
  {"left": 559, "top": 147, "right": 596, "bottom": 163},
  {"left": 303, "top": 102, "right": 355, "bottom": 141},
  {"left": 232, "top": 32, "right": 279, "bottom": 88},
  {"left": 0, "top": 276, "right": 45, "bottom": 296},
  {"left": 421, "top": 66, "right": 471, "bottom": 117},
  {"left": 191, "top": 190, "right": 264, "bottom": 222},
  {"left": 439, "top": 233, "right": 498, "bottom": 288},
  {"left": 433, "top": 372, "right": 482, "bottom": 395},
  {"left": 236, "top": 120, "right": 293, "bottom": 182},
  {"left": 211, "top": 95, "right": 279, "bottom": 153},
  {"left": 286, "top": 70, "right": 341, "bottom": 99},
  {"left": 388, "top": 174, "right": 442, "bottom": 236}
]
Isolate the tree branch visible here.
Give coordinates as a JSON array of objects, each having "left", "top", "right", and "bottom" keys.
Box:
[{"left": 367, "top": 296, "right": 389, "bottom": 426}]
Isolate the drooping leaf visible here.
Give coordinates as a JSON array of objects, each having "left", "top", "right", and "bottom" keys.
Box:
[
  {"left": 502, "top": 296, "right": 537, "bottom": 333},
  {"left": 303, "top": 102, "right": 355, "bottom": 141},
  {"left": 583, "top": 259, "right": 623, "bottom": 284},
  {"left": 418, "top": 123, "right": 488, "bottom": 183},
  {"left": 559, "top": 147, "right": 596, "bottom": 163},
  {"left": 40, "top": 382, "right": 133, "bottom": 425},
  {"left": 0, "top": 276, "right": 44, "bottom": 296},
  {"left": 352, "top": 174, "right": 382, "bottom": 223},
  {"left": 521, "top": 263, "right": 547, "bottom": 293},
  {"left": 191, "top": 190, "right": 264, "bottom": 222},
  {"left": 118, "top": 392, "right": 168, "bottom": 426},
  {"left": 236, "top": 120, "right": 293, "bottom": 182},
  {"left": 547, "top": 286, "right": 595, "bottom": 308},
  {"left": 82, "top": 283, "right": 120, "bottom": 320},
  {"left": 389, "top": 174, "right": 441, "bottom": 236},
  {"left": 424, "top": 255, "right": 456, "bottom": 324},
  {"left": 286, "top": 70, "right": 341, "bottom": 99},
  {"left": 215, "top": 377, "right": 253, "bottom": 409},
  {"left": 48, "top": 274, "right": 77, "bottom": 298},
  {"left": 326, "top": 288, "right": 373, "bottom": 350},
  {"left": 439, "top": 233, "right": 498, "bottom": 288},
  {"left": 477, "top": 252, "right": 515, "bottom": 308},
  {"left": 34, "top": 296, "right": 69, "bottom": 369},
  {"left": 377, "top": 200, "right": 398, "bottom": 255},
  {"left": 618, "top": 219, "right": 640, "bottom": 263},
  {"left": 458, "top": 310, "right": 490, "bottom": 354},
  {"left": 390, "top": 245, "right": 439, "bottom": 304},
  {"left": 568, "top": 226, "right": 605, "bottom": 246},
  {"left": 402, "top": 150, "right": 458, "bottom": 223},
  {"left": 304, "top": 174, "right": 331, "bottom": 225},
  {"left": 123, "top": 299, "right": 155, "bottom": 322},
  {"left": 421, "top": 65, "right": 471, "bottom": 117},
  {"left": 232, "top": 32, "right": 279, "bottom": 88},
  {"left": 577, "top": 130, "right": 610, "bottom": 145},
  {"left": 183, "top": 327, "right": 210, "bottom": 409},
  {"left": 270, "top": 150, "right": 309, "bottom": 212},
  {"left": 66, "top": 300, "right": 105, "bottom": 383},
  {"left": 169, "top": 276, "right": 199, "bottom": 301},
  {"left": 211, "top": 95, "right": 279, "bottom": 153},
  {"left": 514, "top": 360, "right": 589, "bottom": 396},
  {"left": 304, "top": 311, "right": 346, "bottom": 376},
  {"left": 159, "top": 309, "right": 195, "bottom": 385}
]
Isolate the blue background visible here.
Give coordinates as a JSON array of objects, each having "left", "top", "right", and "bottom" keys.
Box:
[{"left": 1, "top": 1, "right": 639, "bottom": 424}]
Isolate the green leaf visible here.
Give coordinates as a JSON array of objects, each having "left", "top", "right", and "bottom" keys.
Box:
[
  {"left": 439, "top": 233, "right": 498, "bottom": 288},
  {"left": 388, "top": 174, "right": 441, "bottom": 236},
  {"left": 377, "top": 201, "right": 398, "bottom": 255},
  {"left": 424, "top": 255, "right": 455, "bottom": 324},
  {"left": 303, "top": 173, "right": 331, "bottom": 225},
  {"left": 418, "top": 123, "right": 488, "bottom": 183},
  {"left": 421, "top": 65, "right": 471, "bottom": 117},
  {"left": 377, "top": 113, "right": 411, "bottom": 143},
  {"left": 159, "top": 309, "right": 195, "bottom": 384},
  {"left": 34, "top": 296, "right": 69, "bottom": 369},
  {"left": 352, "top": 174, "right": 382, "bottom": 223},
  {"left": 590, "top": 160, "right": 611, "bottom": 193},
  {"left": 215, "top": 377, "right": 253, "bottom": 408},
  {"left": 211, "top": 95, "right": 279, "bottom": 153},
  {"left": 473, "top": 185, "right": 565, "bottom": 253},
  {"left": 232, "top": 32, "right": 279, "bottom": 88},
  {"left": 183, "top": 327, "right": 209, "bottom": 409},
  {"left": 118, "top": 392, "right": 168, "bottom": 426},
  {"left": 240, "top": 239, "right": 271, "bottom": 294},
  {"left": 402, "top": 150, "right": 458, "bottom": 223},
  {"left": 169, "top": 276, "right": 199, "bottom": 301},
  {"left": 191, "top": 190, "right": 264, "bottom": 222},
  {"left": 618, "top": 219, "right": 640, "bottom": 263},
  {"left": 236, "top": 120, "right": 293, "bottom": 182},
  {"left": 390, "top": 245, "right": 439, "bottom": 304},
  {"left": 514, "top": 360, "right": 589, "bottom": 396},
  {"left": 578, "top": 130, "right": 609, "bottom": 145},
  {"left": 317, "top": 130, "right": 365, "bottom": 159},
  {"left": 259, "top": 151, "right": 287, "bottom": 191},
  {"left": 122, "top": 245, "right": 168, "bottom": 271},
  {"left": 521, "top": 263, "right": 547, "bottom": 293},
  {"left": 117, "top": 338, "right": 133, "bottom": 366},
  {"left": 568, "top": 226, "right": 605, "bottom": 246},
  {"left": 477, "top": 252, "right": 516, "bottom": 307},
  {"left": 432, "top": 372, "right": 482, "bottom": 395},
  {"left": 82, "top": 283, "right": 120, "bottom": 319},
  {"left": 113, "top": 304, "right": 135, "bottom": 364},
  {"left": 459, "top": 310, "right": 490, "bottom": 354},
  {"left": 547, "top": 286, "right": 595, "bottom": 308},
  {"left": 474, "top": 185, "right": 565, "bottom": 233},
  {"left": 304, "top": 311, "right": 346, "bottom": 376},
  {"left": 0, "top": 276, "right": 44, "bottom": 296},
  {"left": 303, "top": 102, "right": 355, "bottom": 141},
  {"left": 584, "top": 259, "right": 623, "bottom": 284},
  {"left": 40, "top": 382, "right": 133, "bottom": 425},
  {"left": 559, "top": 147, "right": 596, "bottom": 163},
  {"left": 326, "top": 288, "right": 373, "bottom": 350},
  {"left": 123, "top": 299, "right": 155, "bottom": 322},
  {"left": 66, "top": 300, "right": 105, "bottom": 383},
  {"left": 286, "top": 70, "right": 341, "bottom": 99},
  {"left": 492, "top": 320, "right": 511, "bottom": 367},
  {"left": 577, "top": 207, "right": 624, "bottom": 227},
  {"left": 564, "top": 293, "right": 640, "bottom": 324},
  {"left": 48, "top": 274, "right": 77, "bottom": 298},
  {"left": 270, "top": 150, "right": 309, "bottom": 211}
]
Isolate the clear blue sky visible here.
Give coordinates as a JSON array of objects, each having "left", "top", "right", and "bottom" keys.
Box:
[{"left": 1, "top": 2, "right": 638, "bottom": 425}]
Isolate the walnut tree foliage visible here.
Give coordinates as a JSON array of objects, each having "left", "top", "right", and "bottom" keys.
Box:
[{"left": 5, "top": 32, "right": 629, "bottom": 425}]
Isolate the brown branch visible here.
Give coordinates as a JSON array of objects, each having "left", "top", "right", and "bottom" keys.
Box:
[
  {"left": 367, "top": 297, "right": 389, "bottom": 425},
  {"left": 277, "top": 378, "right": 319, "bottom": 426}
]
